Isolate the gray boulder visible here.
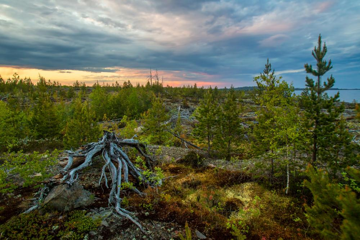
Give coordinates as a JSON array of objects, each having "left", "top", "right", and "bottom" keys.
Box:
[{"left": 43, "top": 182, "right": 94, "bottom": 212}]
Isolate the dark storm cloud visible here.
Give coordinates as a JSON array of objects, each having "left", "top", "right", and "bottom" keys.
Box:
[{"left": 0, "top": 0, "right": 359, "bottom": 87}]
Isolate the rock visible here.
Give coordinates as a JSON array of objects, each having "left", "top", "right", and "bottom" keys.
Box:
[
  {"left": 43, "top": 182, "right": 95, "bottom": 212},
  {"left": 134, "top": 126, "right": 144, "bottom": 133},
  {"left": 101, "top": 220, "right": 109, "bottom": 227},
  {"left": 195, "top": 229, "right": 207, "bottom": 239}
]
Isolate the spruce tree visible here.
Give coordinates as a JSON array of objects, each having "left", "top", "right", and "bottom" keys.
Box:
[
  {"left": 193, "top": 88, "right": 219, "bottom": 156},
  {"left": 304, "top": 165, "right": 360, "bottom": 239},
  {"left": 301, "top": 35, "right": 355, "bottom": 172}
]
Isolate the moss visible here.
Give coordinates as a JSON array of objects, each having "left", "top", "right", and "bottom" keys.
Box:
[{"left": 0, "top": 210, "right": 101, "bottom": 240}]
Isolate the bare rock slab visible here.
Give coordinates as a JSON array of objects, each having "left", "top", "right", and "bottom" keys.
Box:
[{"left": 43, "top": 182, "right": 94, "bottom": 212}]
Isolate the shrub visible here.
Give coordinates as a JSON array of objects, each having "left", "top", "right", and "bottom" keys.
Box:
[
  {"left": 0, "top": 150, "right": 58, "bottom": 193},
  {"left": 0, "top": 210, "right": 101, "bottom": 240},
  {"left": 181, "top": 151, "right": 205, "bottom": 168}
]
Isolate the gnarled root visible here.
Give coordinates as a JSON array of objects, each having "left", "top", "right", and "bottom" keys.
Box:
[{"left": 27, "top": 131, "right": 160, "bottom": 233}]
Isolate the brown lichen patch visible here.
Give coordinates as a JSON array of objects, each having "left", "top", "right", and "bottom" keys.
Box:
[
  {"left": 224, "top": 182, "right": 263, "bottom": 207},
  {"left": 208, "top": 168, "right": 253, "bottom": 187}
]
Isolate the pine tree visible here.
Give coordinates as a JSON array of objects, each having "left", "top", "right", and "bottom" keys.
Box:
[
  {"left": 117, "top": 115, "right": 138, "bottom": 139},
  {"left": 193, "top": 88, "right": 219, "bottom": 156},
  {"left": 271, "top": 97, "right": 303, "bottom": 194},
  {"left": 301, "top": 35, "right": 355, "bottom": 172},
  {"left": 214, "top": 87, "right": 243, "bottom": 160},
  {"left": 0, "top": 102, "right": 19, "bottom": 150},
  {"left": 253, "top": 59, "right": 295, "bottom": 182},
  {"left": 89, "top": 84, "right": 110, "bottom": 121},
  {"left": 355, "top": 104, "right": 360, "bottom": 120},
  {"left": 31, "top": 94, "right": 61, "bottom": 139},
  {"left": 304, "top": 165, "right": 360, "bottom": 239},
  {"left": 174, "top": 111, "right": 182, "bottom": 136},
  {"left": 141, "top": 97, "right": 170, "bottom": 145},
  {"left": 63, "top": 96, "right": 101, "bottom": 149},
  {"left": 171, "top": 110, "right": 184, "bottom": 147}
]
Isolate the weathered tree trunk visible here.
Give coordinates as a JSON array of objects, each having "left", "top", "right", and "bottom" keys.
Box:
[{"left": 27, "top": 131, "right": 160, "bottom": 232}]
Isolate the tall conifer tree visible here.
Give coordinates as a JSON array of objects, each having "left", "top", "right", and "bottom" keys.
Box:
[
  {"left": 253, "top": 59, "right": 295, "bottom": 183},
  {"left": 141, "top": 97, "right": 170, "bottom": 144},
  {"left": 301, "top": 35, "right": 355, "bottom": 172},
  {"left": 193, "top": 88, "right": 219, "bottom": 156},
  {"left": 63, "top": 96, "right": 101, "bottom": 149},
  {"left": 214, "top": 87, "right": 243, "bottom": 160},
  {"left": 31, "top": 94, "right": 61, "bottom": 139}
]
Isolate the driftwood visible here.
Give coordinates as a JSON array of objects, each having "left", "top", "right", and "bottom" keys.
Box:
[{"left": 27, "top": 131, "right": 160, "bottom": 232}]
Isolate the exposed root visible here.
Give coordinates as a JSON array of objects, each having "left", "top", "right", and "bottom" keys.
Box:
[{"left": 26, "top": 131, "right": 161, "bottom": 233}]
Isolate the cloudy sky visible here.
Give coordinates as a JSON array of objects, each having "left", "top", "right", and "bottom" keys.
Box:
[{"left": 0, "top": 0, "right": 359, "bottom": 87}]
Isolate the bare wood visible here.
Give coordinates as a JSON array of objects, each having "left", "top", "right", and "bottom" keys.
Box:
[
  {"left": 27, "top": 131, "right": 160, "bottom": 233},
  {"left": 165, "top": 130, "right": 201, "bottom": 149}
]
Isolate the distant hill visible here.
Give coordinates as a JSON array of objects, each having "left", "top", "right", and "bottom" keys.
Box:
[{"left": 233, "top": 86, "right": 257, "bottom": 91}]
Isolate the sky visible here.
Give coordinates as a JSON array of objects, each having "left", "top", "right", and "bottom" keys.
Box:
[{"left": 0, "top": 0, "right": 359, "bottom": 88}]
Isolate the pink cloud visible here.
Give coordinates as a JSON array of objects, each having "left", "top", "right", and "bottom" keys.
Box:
[
  {"left": 315, "top": 1, "right": 334, "bottom": 13},
  {"left": 259, "top": 34, "right": 290, "bottom": 47}
]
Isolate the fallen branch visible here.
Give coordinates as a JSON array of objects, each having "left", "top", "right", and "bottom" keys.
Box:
[{"left": 165, "top": 130, "right": 201, "bottom": 150}]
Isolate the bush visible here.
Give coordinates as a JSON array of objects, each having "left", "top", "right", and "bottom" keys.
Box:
[
  {"left": 0, "top": 210, "right": 100, "bottom": 240},
  {"left": 0, "top": 150, "right": 58, "bottom": 193},
  {"left": 181, "top": 151, "right": 205, "bottom": 168}
]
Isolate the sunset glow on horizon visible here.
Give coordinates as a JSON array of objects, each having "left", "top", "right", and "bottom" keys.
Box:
[{"left": 0, "top": 66, "right": 227, "bottom": 88}]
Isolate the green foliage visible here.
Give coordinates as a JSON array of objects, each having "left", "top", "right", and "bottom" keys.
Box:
[
  {"left": 0, "top": 101, "right": 30, "bottom": 151},
  {"left": 66, "top": 86, "right": 75, "bottom": 99},
  {"left": 214, "top": 86, "right": 244, "bottom": 160},
  {"left": 108, "top": 87, "right": 153, "bottom": 119},
  {"left": 341, "top": 168, "right": 360, "bottom": 193},
  {"left": 0, "top": 73, "right": 34, "bottom": 95},
  {"left": 118, "top": 115, "right": 138, "bottom": 139},
  {"left": 174, "top": 111, "right": 183, "bottom": 136},
  {"left": 135, "top": 156, "right": 164, "bottom": 186},
  {"left": 182, "top": 151, "right": 205, "bottom": 168},
  {"left": 227, "top": 220, "right": 248, "bottom": 240},
  {"left": 0, "top": 210, "right": 100, "bottom": 240},
  {"left": 252, "top": 59, "right": 305, "bottom": 189},
  {"left": 121, "top": 181, "right": 135, "bottom": 190},
  {"left": 356, "top": 104, "right": 360, "bottom": 120},
  {"left": 253, "top": 59, "right": 296, "bottom": 154},
  {"left": 89, "top": 84, "right": 110, "bottom": 121},
  {"left": 59, "top": 210, "right": 101, "bottom": 239},
  {"left": 193, "top": 88, "right": 219, "bottom": 156},
  {"left": 0, "top": 150, "right": 59, "bottom": 193},
  {"left": 141, "top": 97, "right": 171, "bottom": 144},
  {"left": 301, "top": 35, "right": 355, "bottom": 172},
  {"left": 304, "top": 165, "right": 360, "bottom": 239},
  {"left": 30, "top": 93, "right": 61, "bottom": 139},
  {"left": 179, "top": 221, "right": 192, "bottom": 240},
  {"left": 63, "top": 96, "right": 101, "bottom": 149}
]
